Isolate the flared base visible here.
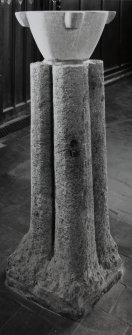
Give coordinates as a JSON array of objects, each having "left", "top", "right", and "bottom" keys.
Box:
[
  {"left": 6, "top": 261, "right": 122, "bottom": 320},
  {"left": 6, "top": 230, "right": 123, "bottom": 319}
]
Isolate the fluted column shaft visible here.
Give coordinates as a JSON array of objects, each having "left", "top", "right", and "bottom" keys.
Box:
[
  {"left": 53, "top": 64, "right": 98, "bottom": 278},
  {"left": 30, "top": 62, "right": 54, "bottom": 257},
  {"left": 89, "top": 61, "right": 119, "bottom": 269}
]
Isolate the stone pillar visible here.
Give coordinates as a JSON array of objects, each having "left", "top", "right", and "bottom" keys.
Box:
[
  {"left": 6, "top": 62, "right": 54, "bottom": 287},
  {"left": 30, "top": 62, "right": 54, "bottom": 257},
  {"left": 6, "top": 60, "right": 122, "bottom": 319},
  {"left": 53, "top": 64, "right": 98, "bottom": 274},
  {"left": 89, "top": 61, "right": 121, "bottom": 269}
]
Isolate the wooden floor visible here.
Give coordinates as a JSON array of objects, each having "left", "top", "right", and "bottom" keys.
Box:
[{"left": 0, "top": 76, "right": 132, "bottom": 334}]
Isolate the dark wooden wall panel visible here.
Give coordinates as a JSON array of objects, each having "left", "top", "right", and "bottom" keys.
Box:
[
  {"left": 120, "top": 0, "right": 132, "bottom": 65},
  {"left": 81, "top": 0, "right": 101, "bottom": 10},
  {"left": 3, "top": 2, "right": 14, "bottom": 109},
  {"left": 15, "top": 1, "right": 25, "bottom": 105},
  {"left": 61, "top": 0, "right": 80, "bottom": 10},
  {"left": 41, "top": 0, "right": 49, "bottom": 10},
  {"left": 0, "top": 3, "right": 3, "bottom": 116},
  {"left": 0, "top": 0, "right": 44, "bottom": 121}
]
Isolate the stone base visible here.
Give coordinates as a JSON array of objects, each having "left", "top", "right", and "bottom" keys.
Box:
[
  {"left": 6, "top": 243, "right": 122, "bottom": 319},
  {"left": 6, "top": 229, "right": 123, "bottom": 319}
]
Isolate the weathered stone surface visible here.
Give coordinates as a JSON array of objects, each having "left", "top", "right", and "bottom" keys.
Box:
[
  {"left": 30, "top": 62, "right": 54, "bottom": 253},
  {"left": 6, "top": 61, "right": 122, "bottom": 319},
  {"left": 40, "top": 63, "right": 104, "bottom": 317},
  {"left": 6, "top": 62, "right": 54, "bottom": 287},
  {"left": 89, "top": 60, "right": 121, "bottom": 269},
  {"left": 53, "top": 63, "right": 98, "bottom": 276}
]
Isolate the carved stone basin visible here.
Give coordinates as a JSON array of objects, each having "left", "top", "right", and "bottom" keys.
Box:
[{"left": 15, "top": 11, "right": 116, "bottom": 61}]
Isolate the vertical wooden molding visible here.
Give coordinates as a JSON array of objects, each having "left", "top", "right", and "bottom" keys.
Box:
[
  {"left": 53, "top": 0, "right": 57, "bottom": 10},
  {"left": 40, "top": 0, "right": 48, "bottom": 9},
  {"left": 81, "top": 0, "right": 101, "bottom": 10},
  {"left": 12, "top": 0, "right": 16, "bottom": 108},
  {"left": 23, "top": 0, "right": 27, "bottom": 103},
  {"left": 100, "top": 0, "right": 104, "bottom": 59},
  {"left": 48, "top": 0, "right": 57, "bottom": 10},
  {"left": 119, "top": 0, "right": 122, "bottom": 67},
  {"left": 56, "top": 0, "right": 61, "bottom": 10},
  {"left": 0, "top": 2, "right": 3, "bottom": 117}
]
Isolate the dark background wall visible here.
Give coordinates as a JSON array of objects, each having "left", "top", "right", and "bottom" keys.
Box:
[{"left": 0, "top": 0, "right": 132, "bottom": 125}]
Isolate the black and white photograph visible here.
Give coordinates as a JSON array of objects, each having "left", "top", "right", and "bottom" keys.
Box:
[{"left": 0, "top": 0, "right": 132, "bottom": 334}]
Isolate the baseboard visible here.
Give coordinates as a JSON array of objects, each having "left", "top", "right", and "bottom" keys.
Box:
[
  {"left": 104, "top": 64, "right": 132, "bottom": 85},
  {"left": 0, "top": 114, "right": 30, "bottom": 138}
]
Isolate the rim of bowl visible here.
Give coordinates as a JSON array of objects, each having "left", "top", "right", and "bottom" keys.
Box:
[{"left": 15, "top": 10, "right": 115, "bottom": 14}]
